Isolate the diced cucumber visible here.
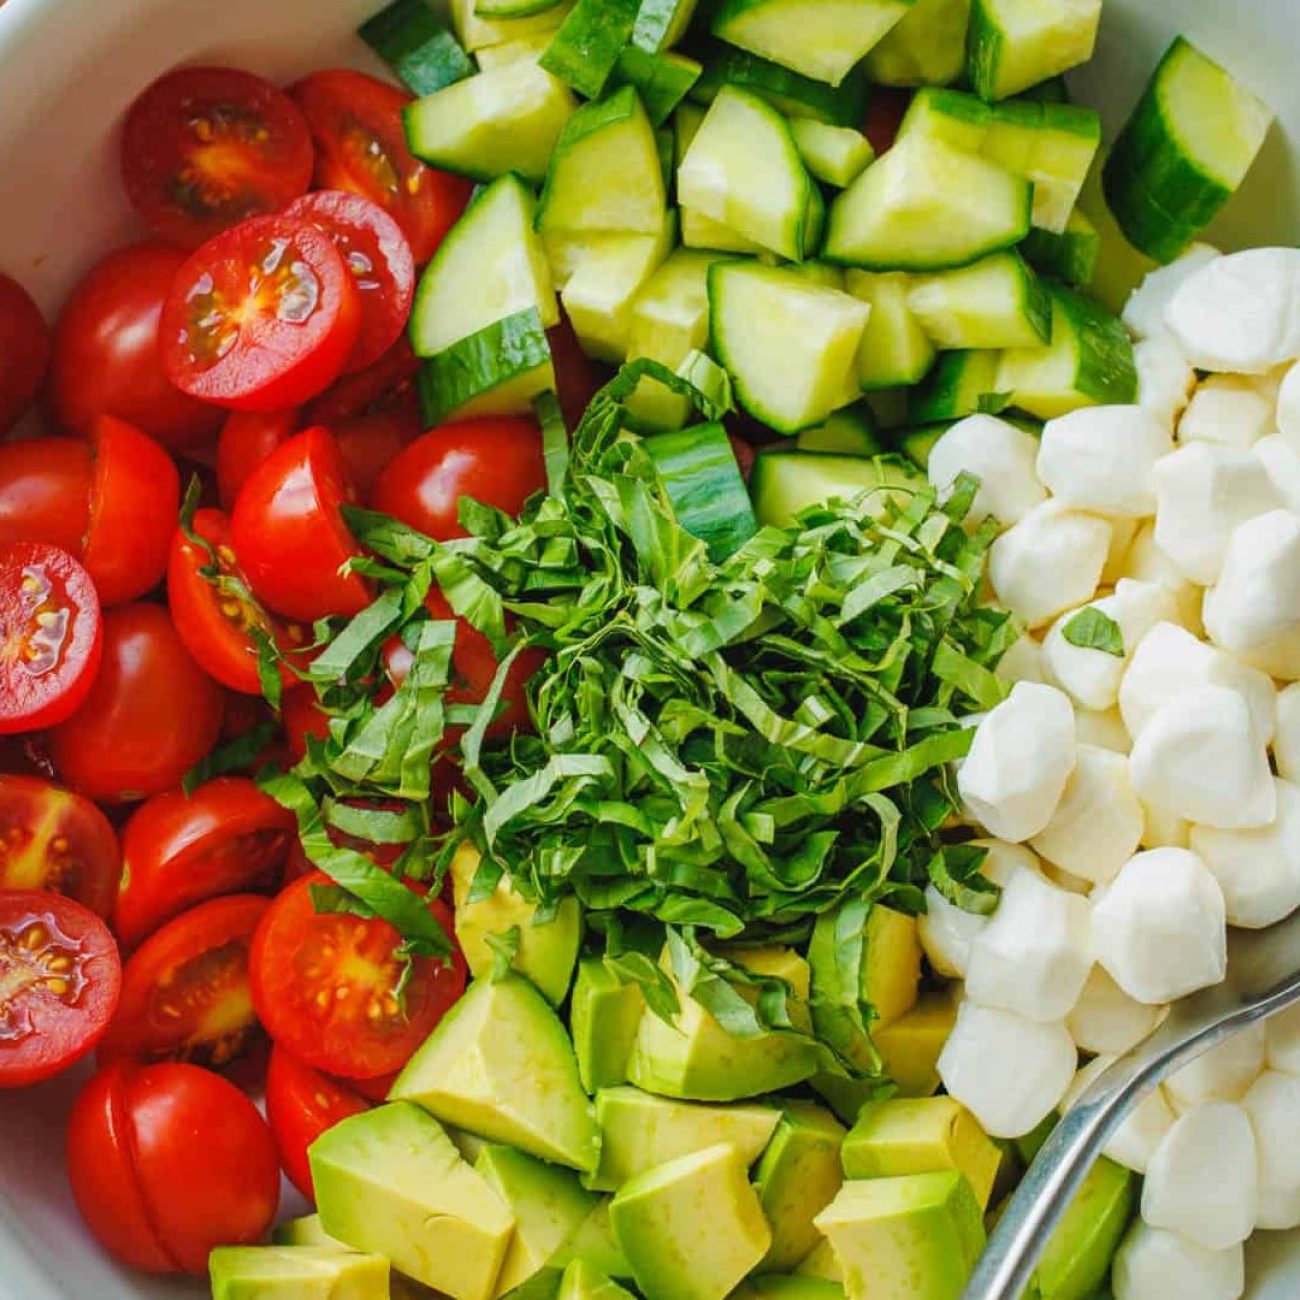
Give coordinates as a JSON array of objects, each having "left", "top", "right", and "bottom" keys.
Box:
[
  {"left": 967, "top": 0, "right": 1101, "bottom": 103},
  {"left": 654, "top": 125, "right": 675, "bottom": 192},
  {"left": 750, "top": 452, "right": 925, "bottom": 527},
  {"left": 680, "top": 207, "right": 768, "bottom": 254},
  {"left": 403, "top": 63, "right": 576, "bottom": 184},
  {"left": 538, "top": 87, "right": 668, "bottom": 237},
  {"left": 410, "top": 173, "right": 558, "bottom": 357},
  {"left": 474, "top": 33, "right": 553, "bottom": 66},
  {"left": 539, "top": 0, "right": 640, "bottom": 98},
  {"left": 844, "top": 270, "right": 936, "bottom": 390},
  {"left": 864, "top": 0, "right": 970, "bottom": 88},
  {"left": 711, "top": 0, "right": 914, "bottom": 88},
  {"left": 864, "top": 386, "right": 913, "bottom": 431},
  {"left": 1075, "top": 146, "right": 1157, "bottom": 313},
  {"left": 632, "top": 0, "right": 699, "bottom": 53},
  {"left": 612, "top": 48, "right": 703, "bottom": 127},
  {"left": 825, "top": 135, "right": 1031, "bottom": 272},
  {"left": 907, "top": 251, "right": 1051, "bottom": 350},
  {"left": 645, "top": 423, "right": 758, "bottom": 560},
  {"left": 996, "top": 284, "right": 1136, "bottom": 420},
  {"left": 678, "top": 86, "right": 813, "bottom": 261},
  {"left": 894, "top": 422, "right": 952, "bottom": 470},
  {"left": 796, "top": 406, "right": 885, "bottom": 456},
  {"left": 788, "top": 121, "right": 874, "bottom": 188},
  {"left": 709, "top": 262, "right": 870, "bottom": 435},
  {"left": 359, "top": 0, "right": 475, "bottom": 95},
  {"left": 1102, "top": 37, "right": 1275, "bottom": 264},
  {"left": 676, "top": 350, "right": 734, "bottom": 413},
  {"left": 789, "top": 262, "right": 845, "bottom": 291},
  {"left": 476, "top": 0, "right": 563, "bottom": 17},
  {"left": 908, "top": 349, "right": 1005, "bottom": 423},
  {"left": 1022, "top": 208, "right": 1100, "bottom": 288},
  {"left": 419, "top": 307, "right": 556, "bottom": 423},
  {"left": 896, "top": 85, "right": 991, "bottom": 151},
  {"left": 451, "top": 0, "right": 572, "bottom": 51}
]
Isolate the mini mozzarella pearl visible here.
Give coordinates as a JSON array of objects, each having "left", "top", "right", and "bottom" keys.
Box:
[
  {"left": 1243, "top": 1071, "right": 1300, "bottom": 1230},
  {"left": 1103, "top": 1085, "right": 1177, "bottom": 1175},
  {"left": 1275, "top": 683, "right": 1300, "bottom": 785},
  {"left": 1058, "top": 1052, "right": 1115, "bottom": 1113},
  {"left": 1067, "top": 966, "right": 1164, "bottom": 1056},
  {"left": 971, "top": 838, "right": 1042, "bottom": 888},
  {"left": 1254, "top": 433, "right": 1300, "bottom": 514},
  {"left": 1177, "top": 373, "right": 1278, "bottom": 451},
  {"left": 1112, "top": 1223, "right": 1244, "bottom": 1300},
  {"left": 1122, "top": 243, "right": 1221, "bottom": 340},
  {"left": 1278, "top": 360, "right": 1300, "bottom": 451},
  {"left": 1101, "top": 516, "right": 1139, "bottom": 586},
  {"left": 1141, "top": 800, "right": 1191, "bottom": 851},
  {"left": 1134, "top": 334, "right": 1197, "bottom": 431},
  {"left": 995, "top": 634, "right": 1046, "bottom": 687},
  {"left": 1266, "top": 1003, "right": 1300, "bottom": 1078},
  {"left": 1165, "top": 1024, "right": 1266, "bottom": 1110},
  {"left": 1037, "top": 406, "right": 1173, "bottom": 517},
  {"left": 917, "top": 884, "right": 988, "bottom": 980},
  {"left": 1075, "top": 707, "right": 1131, "bottom": 754},
  {"left": 1122, "top": 522, "right": 1204, "bottom": 635},
  {"left": 927, "top": 414, "right": 1047, "bottom": 528}
]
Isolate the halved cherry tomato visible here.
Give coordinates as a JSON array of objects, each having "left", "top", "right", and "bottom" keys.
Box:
[
  {"left": 0, "top": 271, "right": 51, "bottom": 434},
  {"left": 286, "top": 189, "right": 416, "bottom": 374},
  {"left": 0, "top": 543, "right": 102, "bottom": 735},
  {"left": 283, "top": 794, "right": 408, "bottom": 887},
  {"left": 250, "top": 872, "right": 465, "bottom": 1079},
  {"left": 122, "top": 66, "right": 314, "bottom": 250},
  {"left": 548, "top": 311, "right": 608, "bottom": 431},
  {"left": 304, "top": 333, "right": 421, "bottom": 426},
  {"left": 160, "top": 214, "right": 361, "bottom": 412},
  {"left": 215, "top": 407, "right": 298, "bottom": 510},
  {"left": 46, "top": 602, "right": 224, "bottom": 803},
  {"left": 291, "top": 69, "right": 472, "bottom": 265},
  {"left": 67, "top": 1059, "right": 280, "bottom": 1274},
  {"left": 0, "top": 890, "right": 121, "bottom": 1087},
  {"left": 336, "top": 399, "right": 423, "bottom": 501},
  {"left": 265, "top": 1044, "right": 370, "bottom": 1200},
  {"left": 0, "top": 437, "right": 93, "bottom": 555},
  {"left": 98, "top": 893, "right": 269, "bottom": 1069},
  {"left": 50, "top": 242, "right": 224, "bottom": 454},
  {"left": 231, "top": 425, "right": 370, "bottom": 621},
  {"left": 282, "top": 685, "right": 332, "bottom": 762},
  {"left": 348, "top": 1067, "right": 401, "bottom": 1103},
  {"left": 0, "top": 774, "right": 120, "bottom": 917},
  {"left": 115, "top": 779, "right": 294, "bottom": 949},
  {"left": 864, "top": 88, "right": 912, "bottom": 156},
  {"left": 372, "top": 416, "right": 547, "bottom": 541}
]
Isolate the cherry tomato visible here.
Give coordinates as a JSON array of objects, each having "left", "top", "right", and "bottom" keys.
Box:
[
  {"left": 231, "top": 425, "right": 370, "bottom": 621},
  {"left": 0, "top": 774, "right": 120, "bottom": 916},
  {"left": 285, "top": 190, "right": 416, "bottom": 374},
  {"left": 348, "top": 1068, "right": 400, "bottom": 1103},
  {"left": 50, "top": 242, "right": 224, "bottom": 454},
  {"left": 372, "top": 416, "right": 547, "bottom": 541},
  {"left": 0, "top": 543, "right": 102, "bottom": 735},
  {"left": 864, "top": 88, "right": 912, "bottom": 155},
  {"left": 265, "top": 1044, "right": 370, "bottom": 1199},
  {"left": 0, "top": 437, "right": 93, "bottom": 555},
  {"left": 282, "top": 685, "right": 332, "bottom": 762},
  {"left": 160, "top": 215, "right": 362, "bottom": 413},
  {"left": 46, "top": 602, "right": 224, "bottom": 804},
  {"left": 728, "top": 432, "right": 757, "bottom": 482},
  {"left": 336, "top": 399, "right": 422, "bottom": 501},
  {"left": 291, "top": 69, "right": 472, "bottom": 265},
  {"left": 98, "top": 893, "right": 269, "bottom": 1069},
  {"left": 0, "top": 271, "right": 51, "bottom": 434},
  {"left": 304, "top": 333, "right": 421, "bottom": 425},
  {"left": 548, "top": 311, "right": 607, "bottom": 431},
  {"left": 216, "top": 407, "right": 298, "bottom": 510},
  {"left": 121, "top": 66, "right": 314, "bottom": 250},
  {"left": 250, "top": 872, "right": 465, "bottom": 1079},
  {"left": 67, "top": 1059, "right": 280, "bottom": 1274},
  {"left": 115, "top": 779, "right": 294, "bottom": 949},
  {"left": 0, "top": 890, "right": 121, "bottom": 1087}
]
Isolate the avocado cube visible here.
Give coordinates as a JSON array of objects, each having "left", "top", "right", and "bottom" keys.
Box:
[
  {"left": 813, "top": 1172, "right": 986, "bottom": 1300},
  {"left": 571, "top": 958, "right": 647, "bottom": 1093},
  {"left": 209, "top": 1245, "right": 389, "bottom": 1300},
  {"left": 502, "top": 1270, "right": 563, "bottom": 1300},
  {"left": 271, "top": 1215, "right": 349, "bottom": 1251},
  {"left": 863, "top": 905, "right": 922, "bottom": 1027},
  {"left": 808, "top": 1072, "right": 890, "bottom": 1127},
  {"left": 610, "top": 1144, "right": 772, "bottom": 1300},
  {"left": 309, "top": 1103, "right": 514, "bottom": 1300},
  {"left": 551, "top": 1200, "right": 634, "bottom": 1281},
  {"left": 754, "top": 1101, "right": 847, "bottom": 1271},
  {"left": 873, "top": 990, "right": 958, "bottom": 1098},
  {"left": 475, "top": 1145, "right": 598, "bottom": 1294},
  {"left": 588, "top": 1086, "right": 779, "bottom": 1191},
  {"left": 451, "top": 844, "right": 583, "bottom": 1006},
  {"left": 732, "top": 1277, "right": 846, "bottom": 1300},
  {"left": 1032, "top": 1157, "right": 1135, "bottom": 1300},
  {"left": 557, "top": 1259, "right": 637, "bottom": 1300},
  {"left": 391, "top": 974, "right": 601, "bottom": 1173},
  {"left": 795, "top": 1239, "right": 844, "bottom": 1284},
  {"left": 842, "top": 1097, "right": 1002, "bottom": 1209}
]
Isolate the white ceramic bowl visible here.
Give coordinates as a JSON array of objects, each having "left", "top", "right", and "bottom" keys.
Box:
[{"left": 1, "top": 0, "right": 1299, "bottom": 1295}]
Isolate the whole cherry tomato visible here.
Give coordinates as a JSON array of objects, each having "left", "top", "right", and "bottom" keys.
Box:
[
  {"left": 0, "top": 270, "right": 52, "bottom": 434},
  {"left": 0, "top": 437, "right": 92, "bottom": 556},
  {"left": 216, "top": 408, "right": 298, "bottom": 510}
]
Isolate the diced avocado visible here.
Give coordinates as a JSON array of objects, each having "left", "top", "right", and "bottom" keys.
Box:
[
  {"left": 309, "top": 1104, "right": 514, "bottom": 1300},
  {"left": 557, "top": 1260, "right": 636, "bottom": 1300},
  {"left": 476, "top": 1145, "right": 599, "bottom": 1296},
  {"left": 210, "top": 1246, "right": 390, "bottom": 1300},
  {"left": 450, "top": 845, "right": 583, "bottom": 1006},
  {"left": 391, "top": 975, "right": 601, "bottom": 1173},
  {"left": 841, "top": 1097, "right": 1001, "bottom": 1210},
  {"left": 552, "top": 1201, "right": 634, "bottom": 1280},
  {"left": 272, "top": 1215, "right": 349, "bottom": 1251},
  {"left": 863, "top": 905, "right": 922, "bottom": 1027},
  {"left": 1014, "top": 1112, "right": 1056, "bottom": 1167},
  {"left": 873, "top": 990, "right": 957, "bottom": 1098},
  {"left": 504, "top": 1272, "right": 563, "bottom": 1300},
  {"left": 589, "top": 1086, "right": 780, "bottom": 1192},
  {"left": 1032, "top": 1157, "right": 1135, "bottom": 1300},
  {"left": 809, "top": 1072, "right": 891, "bottom": 1128},
  {"left": 733, "top": 1278, "right": 846, "bottom": 1300},
  {"left": 813, "top": 1172, "right": 986, "bottom": 1300},
  {"left": 610, "top": 1144, "right": 772, "bottom": 1300},
  {"left": 754, "top": 1100, "right": 848, "bottom": 1272},
  {"left": 571, "top": 958, "right": 646, "bottom": 1094},
  {"left": 795, "top": 1240, "right": 844, "bottom": 1285}
]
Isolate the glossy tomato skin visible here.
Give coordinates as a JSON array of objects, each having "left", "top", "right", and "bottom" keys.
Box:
[
  {"left": 282, "top": 685, "right": 332, "bottom": 762},
  {"left": 265, "top": 1044, "right": 370, "bottom": 1200},
  {"left": 115, "top": 779, "right": 294, "bottom": 949},
  {"left": 0, "top": 437, "right": 93, "bottom": 555},
  {"left": 548, "top": 311, "right": 607, "bottom": 431},
  {"left": 372, "top": 416, "right": 547, "bottom": 540},
  {"left": 292, "top": 70, "right": 472, "bottom": 265},
  {"left": 0, "top": 271, "right": 52, "bottom": 434},
  {"left": 121, "top": 66, "right": 314, "bottom": 250},
  {"left": 864, "top": 88, "right": 911, "bottom": 155},
  {"left": 0, "top": 890, "right": 121, "bottom": 1088},
  {"left": 50, "top": 243, "right": 223, "bottom": 454},
  {"left": 0, "top": 542, "right": 103, "bottom": 735},
  {"left": 304, "top": 333, "right": 421, "bottom": 426},
  {"left": 231, "top": 425, "right": 370, "bottom": 621},
  {"left": 67, "top": 1059, "right": 280, "bottom": 1274},
  {"left": 0, "top": 774, "right": 120, "bottom": 917},
  {"left": 216, "top": 407, "right": 298, "bottom": 510},
  {"left": 335, "top": 399, "right": 422, "bottom": 502},
  {"left": 160, "top": 215, "right": 362, "bottom": 413},
  {"left": 46, "top": 602, "right": 224, "bottom": 804}
]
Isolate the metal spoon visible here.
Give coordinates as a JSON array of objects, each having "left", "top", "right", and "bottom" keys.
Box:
[{"left": 964, "top": 905, "right": 1300, "bottom": 1300}]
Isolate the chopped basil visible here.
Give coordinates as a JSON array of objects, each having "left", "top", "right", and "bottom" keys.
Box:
[{"left": 1062, "top": 606, "right": 1125, "bottom": 657}]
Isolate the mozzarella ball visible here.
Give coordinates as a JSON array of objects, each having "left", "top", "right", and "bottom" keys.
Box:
[
  {"left": 1122, "top": 521, "right": 1204, "bottom": 635},
  {"left": 958, "top": 683, "right": 1077, "bottom": 842},
  {"left": 1067, "top": 966, "right": 1164, "bottom": 1056},
  {"left": 1254, "top": 433, "right": 1300, "bottom": 513},
  {"left": 1101, "top": 515, "right": 1140, "bottom": 586},
  {"left": 1091, "top": 848, "right": 1227, "bottom": 1004},
  {"left": 1278, "top": 359, "right": 1300, "bottom": 450},
  {"left": 1057, "top": 1052, "right": 1116, "bottom": 1113},
  {"left": 1243, "top": 1070, "right": 1300, "bottom": 1230},
  {"left": 1037, "top": 406, "right": 1173, "bottom": 517},
  {"left": 1266, "top": 1003, "right": 1300, "bottom": 1078},
  {"left": 1134, "top": 333, "right": 1197, "bottom": 431},
  {"left": 995, "top": 634, "right": 1046, "bottom": 687},
  {"left": 1122, "top": 243, "right": 1221, "bottom": 340},
  {"left": 1275, "top": 683, "right": 1300, "bottom": 784},
  {"left": 1075, "top": 708, "right": 1131, "bottom": 754},
  {"left": 1141, "top": 800, "right": 1191, "bottom": 851},
  {"left": 1113, "top": 1223, "right": 1244, "bottom": 1300},
  {"left": 989, "top": 502, "right": 1112, "bottom": 629},
  {"left": 1165, "top": 1024, "right": 1266, "bottom": 1111},
  {"left": 936, "top": 1001, "right": 1076, "bottom": 1140},
  {"left": 970, "top": 838, "right": 1042, "bottom": 888},
  {"left": 927, "top": 414, "right": 1047, "bottom": 528},
  {"left": 917, "top": 885, "right": 988, "bottom": 980},
  {"left": 1177, "top": 373, "right": 1278, "bottom": 451},
  {"left": 1104, "top": 1085, "right": 1177, "bottom": 1175}
]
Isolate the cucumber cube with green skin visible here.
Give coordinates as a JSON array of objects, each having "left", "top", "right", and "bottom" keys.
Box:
[
  {"left": 733, "top": 1279, "right": 846, "bottom": 1300},
  {"left": 451, "top": 0, "right": 572, "bottom": 52},
  {"left": 476, "top": 0, "right": 565, "bottom": 19},
  {"left": 788, "top": 121, "right": 875, "bottom": 188},
  {"left": 557, "top": 1260, "right": 637, "bottom": 1300},
  {"left": 680, "top": 207, "right": 768, "bottom": 254},
  {"left": 864, "top": 0, "right": 971, "bottom": 88},
  {"left": 892, "top": 424, "right": 951, "bottom": 474},
  {"left": 210, "top": 1246, "right": 390, "bottom": 1300},
  {"left": 907, "top": 251, "right": 1052, "bottom": 351},
  {"left": 750, "top": 453, "right": 925, "bottom": 530},
  {"left": 631, "top": 0, "right": 699, "bottom": 53},
  {"left": 538, "top": 0, "right": 639, "bottom": 98},
  {"left": 907, "top": 349, "right": 1006, "bottom": 425},
  {"left": 967, "top": 0, "right": 1101, "bottom": 103},
  {"left": 1022, "top": 208, "right": 1101, "bottom": 288},
  {"left": 474, "top": 34, "right": 553, "bottom": 67},
  {"left": 571, "top": 958, "right": 646, "bottom": 1093},
  {"left": 796, "top": 406, "right": 884, "bottom": 456},
  {"left": 844, "top": 271, "right": 936, "bottom": 391},
  {"left": 611, "top": 48, "right": 703, "bottom": 126},
  {"left": 359, "top": 0, "right": 475, "bottom": 96},
  {"left": 609, "top": 1145, "right": 772, "bottom": 1300}
]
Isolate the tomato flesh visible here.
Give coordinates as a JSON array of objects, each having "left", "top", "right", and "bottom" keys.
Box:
[{"left": 0, "top": 271, "right": 51, "bottom": 435}]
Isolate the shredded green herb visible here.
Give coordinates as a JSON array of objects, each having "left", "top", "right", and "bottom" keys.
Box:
[{"left": 1062, "top": 605, "right": 1125, "bottom": 657}]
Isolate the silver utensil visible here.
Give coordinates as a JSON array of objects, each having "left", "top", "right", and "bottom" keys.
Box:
[{"left": 965, "top": 905, "right": 1300, "bottom": 1300}]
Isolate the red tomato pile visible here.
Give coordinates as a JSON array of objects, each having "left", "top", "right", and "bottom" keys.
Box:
[{"left": 0, "top": 57, "right": 569, "bottom": 1278}]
